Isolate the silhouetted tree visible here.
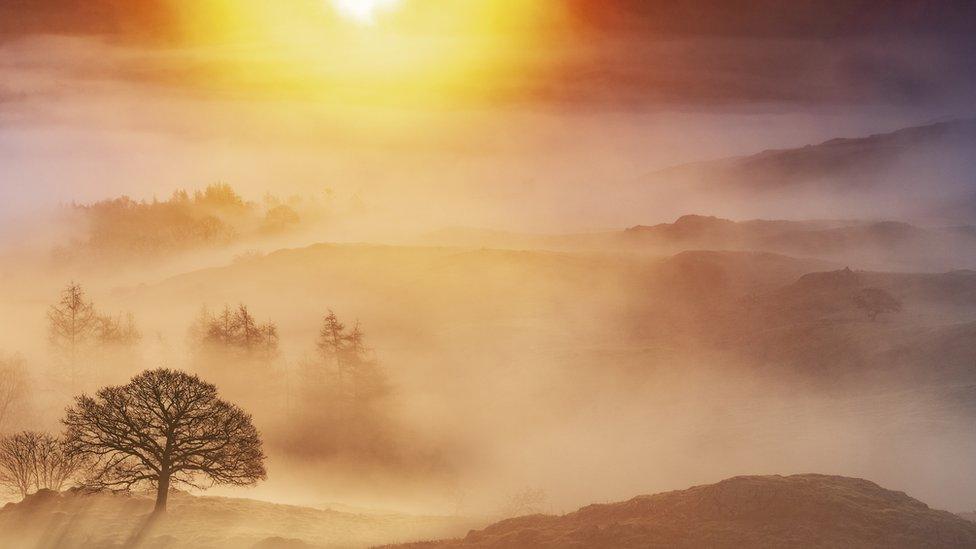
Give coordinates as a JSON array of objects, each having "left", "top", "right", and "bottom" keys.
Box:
[
  {"left": 0, "top": 433, "right": 33, "bottom": 497},
  {"left": 0, "top": 431, "right": 83, "bottom": 498},
  {"left": 232, "top": 305, "right": 263, "bottom": 352},
  {"left": 63, "top": 368, "right": 266, "bottom": 514},
  {"left": 206, "top": 305, "right": 237, "bottom": 347},
  {"left": 317, "top": 310, "right": 346, "bottom": 362},
  {"left": 853, "top": 288, "right": 903, "bottom": 321},
  {"left": 197, "top": 304, "right": 279, "bottom": 359}
]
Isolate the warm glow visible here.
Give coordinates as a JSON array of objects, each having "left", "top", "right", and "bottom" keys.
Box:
[
  {"left": 171, "top": 0, "right": 557, "bottom": 109},
  {"left": 329, "top": 0, "right": 402, "bottom": 25}
]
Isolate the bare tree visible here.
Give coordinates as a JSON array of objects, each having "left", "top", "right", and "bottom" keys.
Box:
[
  {"left": 853, "top": 287, "right": 903, "bottom": 321},
  {"left": 260, "top": 321, "right": 280, "bottom": 360},
  {"left": 0, "top": 431, "right": 82, "bottom": 498},
  {"left": 96, "top": 311, "right": 142, "bottom": 347},
  {"left": 63, "top": 368, "right": 266, "bottom": 514},
  {"left": 196, "top": 304, "right": 279, "bottom": 359},
  {"left": 0, "top": 432, "right": 34, "bottom": 497},
  {"left": 0, "top": 354, "right": 28, "bottom": 433},
  {"left": 232, "top": 305, "right": 263, "bottom": 351},
  {"left": 31, "top": 433, "right": 84, "bottom": 492}
]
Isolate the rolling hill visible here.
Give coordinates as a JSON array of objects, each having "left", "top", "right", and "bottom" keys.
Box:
[
  {"left": 0, "top": 488, "right": 474, "bottom": 549},
  {"left": 390, "top": 474, "right": 976, "bottom": 548},
  {"left": 422, "top": 214, "right": 976, "bottom": 271}
]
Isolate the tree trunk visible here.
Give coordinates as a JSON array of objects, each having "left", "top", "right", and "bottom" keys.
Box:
[{"left": 153, "top": 472, "right": 170, "bottom": 514}]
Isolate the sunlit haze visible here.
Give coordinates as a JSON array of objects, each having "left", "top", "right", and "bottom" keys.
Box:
[
  {"left": 330, "top": 0, "right": 403, "bottom": 25},
  {"left": 2, "top": 1, "right": 976, "bottom": 548}
]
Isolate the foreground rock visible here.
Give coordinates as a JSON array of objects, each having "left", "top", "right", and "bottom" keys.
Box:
[
  {"left": 393, "top": 474, "right": 976, "bottom": 548},
  {"left": 0, "top": 488, "right": 472, "bottom": 549}
]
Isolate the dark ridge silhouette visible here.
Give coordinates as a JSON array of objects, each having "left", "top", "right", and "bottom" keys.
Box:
[{"left": 390, "top": 474, "right": 976, "bottom": 548}]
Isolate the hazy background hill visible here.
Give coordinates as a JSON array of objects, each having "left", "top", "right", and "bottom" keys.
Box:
[
  {"left": 640, "top": 119, "right": 976, "bottom": 223},
  {"left": 422, "top": 213, "right": 976, "bottom": 271}
]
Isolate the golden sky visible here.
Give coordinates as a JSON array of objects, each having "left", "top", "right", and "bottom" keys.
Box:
[{"left": 1, "top": 1, "right": 974, "bottom": 230}]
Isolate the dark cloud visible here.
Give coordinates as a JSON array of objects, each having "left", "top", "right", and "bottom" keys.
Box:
[
  {"left": 0, "top": 0, "right": 175, "bottom": 43},
  {"left": 563, "top": 0, "right": 976, "bottom": 39}
]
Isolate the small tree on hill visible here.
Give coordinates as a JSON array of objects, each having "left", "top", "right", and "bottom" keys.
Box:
[
  {"left": 63, "top": 368, "right": 266, "bottom": 514},
  {"left": 853, "top": 288, "right": 903, "bottom": 321}
]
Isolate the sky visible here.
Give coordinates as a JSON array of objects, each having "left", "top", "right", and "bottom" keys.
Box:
[{"left": 2, "top": 0, "right": 975, "bottom": 232}]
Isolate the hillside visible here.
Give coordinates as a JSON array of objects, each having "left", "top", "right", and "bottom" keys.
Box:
[
  {"left": 392, "top": 474, "right": 976, "bottom": 548},
  {"left": 115, "top": 243, "right": 976, "bottom": 388},
  {"left": 0, "top": 489, "right": 473, "bottom": 549}
]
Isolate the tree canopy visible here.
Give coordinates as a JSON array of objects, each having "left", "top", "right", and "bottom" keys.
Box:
[{"left": 63, "top": 368, "right": 266, "bottom": 513}]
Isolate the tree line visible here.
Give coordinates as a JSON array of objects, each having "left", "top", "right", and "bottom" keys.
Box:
[
  {"left": 52, "top": 184, "right": 305, "bottom": 263},
  {"left": 27, "top": 282, "right": 394, "bottom": 465}
]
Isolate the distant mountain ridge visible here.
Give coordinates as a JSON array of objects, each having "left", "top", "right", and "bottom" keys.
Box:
[{"left": 651, "top": 118, "right": 976, "bottom": 190}]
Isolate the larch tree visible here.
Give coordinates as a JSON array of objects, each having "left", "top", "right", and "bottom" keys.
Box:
[
  {"left": 62, "top": 368, "right": 266, "bottom": 514},
  {"left": 317, "top": 310, "right": 346, "bottom": 364},
  {"left": 47, "top": 283, "right": 97, "bottom": 385},
  {"left": 312, "top": 311, "right": 390, "bottom": 417}
]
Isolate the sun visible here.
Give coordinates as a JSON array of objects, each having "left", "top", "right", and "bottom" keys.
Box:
[{"left": 329, "top": 0, "right": 402, "bottom": 25}]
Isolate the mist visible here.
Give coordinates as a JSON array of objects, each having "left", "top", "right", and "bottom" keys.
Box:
[{"left": 3, "top": 2, "right": 976, "bottom": 548}]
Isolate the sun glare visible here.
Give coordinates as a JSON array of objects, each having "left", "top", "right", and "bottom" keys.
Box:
[
  {"left": 172, "top": 0, "right": 554, "bottom": 108},
  {"left": 329, "top": 0, "right": 401, "bottom": 25}
]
